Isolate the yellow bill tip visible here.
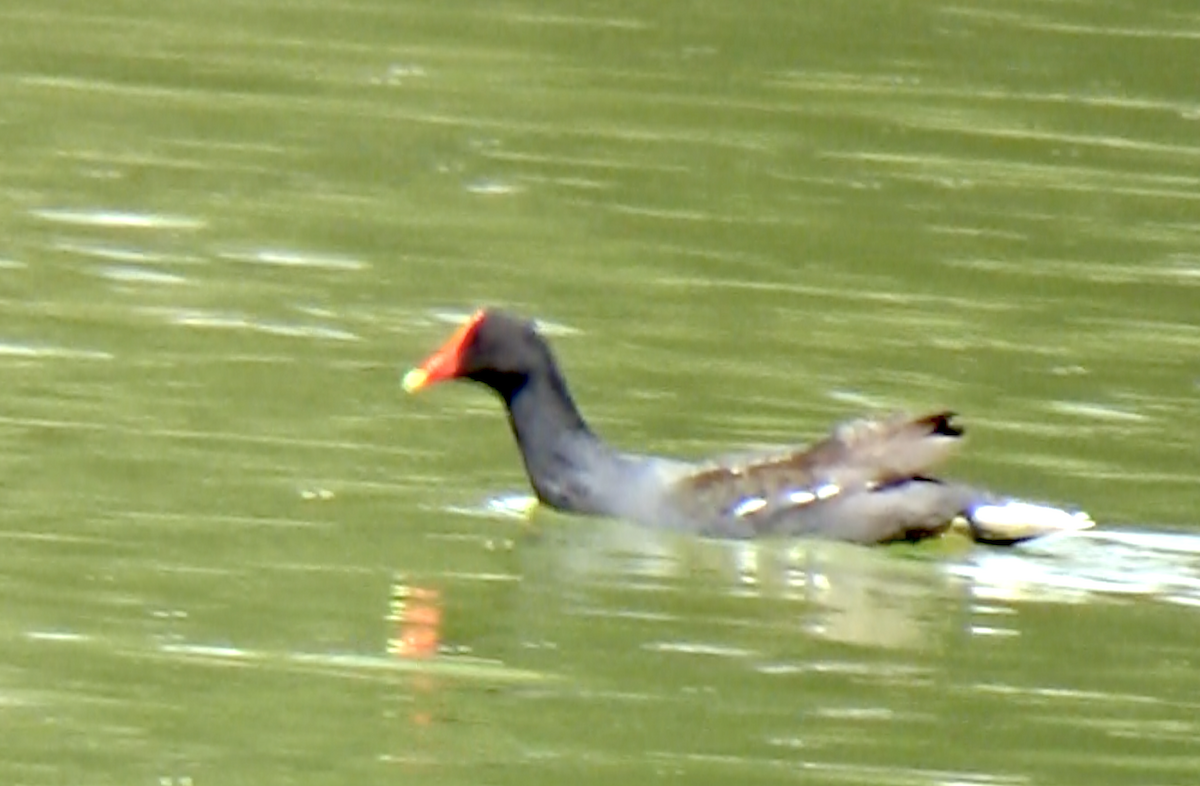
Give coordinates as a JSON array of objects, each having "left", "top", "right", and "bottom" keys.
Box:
[{"left": 401, "top": 367, "right": 429, "bottom": 393}]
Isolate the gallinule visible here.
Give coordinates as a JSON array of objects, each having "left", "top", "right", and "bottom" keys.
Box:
[{"left": 403, "top": 309, "right": 1093, "bottom": 545}]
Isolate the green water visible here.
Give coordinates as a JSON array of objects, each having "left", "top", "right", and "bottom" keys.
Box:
[{"left": 1, "top": 0, "right": 1199, "bottom": 783}]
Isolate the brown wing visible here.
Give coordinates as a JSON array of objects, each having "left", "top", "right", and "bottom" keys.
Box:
[{"left": 674, "top": 411, "right": 965, "bottom": 514}]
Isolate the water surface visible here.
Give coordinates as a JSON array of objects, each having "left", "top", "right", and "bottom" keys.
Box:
[{"left": 1, "top": 0, "right": 1198, "bottom": 784}]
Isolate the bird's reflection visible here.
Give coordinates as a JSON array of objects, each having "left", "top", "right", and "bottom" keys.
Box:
[
  {"left": 502, "top": 507, "right": 1200, "bottom": 651},
  {"left": 509, "top": 514, "right": 964, "bottom": 651}
]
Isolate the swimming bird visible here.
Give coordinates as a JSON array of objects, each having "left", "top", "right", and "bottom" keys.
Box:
[{"left": 403, "top": 309, "right": 1093, "bottom": 545}]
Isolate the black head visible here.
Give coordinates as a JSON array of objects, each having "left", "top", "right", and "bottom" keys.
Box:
[{"left": 403, "top": 309, "right": 554, "bottom": 401}]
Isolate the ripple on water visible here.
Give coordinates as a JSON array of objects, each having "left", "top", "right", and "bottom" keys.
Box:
[
  {"left": 98, "top": 266, "right": 190, "bottom": 285},
  {"left": 161, "top": 309, "right": 360, "bottom": 341},
  {"left": 427, "top": 309, "right": 581, "bottom": 337},
  {"left": 957, "top": 528, "right": 1200, "bottom": 609},
  {"left": 54, "top": 240, "right": 194, "bottom": 265},
  {"left": 217, "top": 248, "right": 369, "bottom": 272},
  {"left": 1047, "top": 401, "right": 1150, "bottom": 423},
  {"left": 0, "top": 341, "right": 113, "bottom": 360},
  {"left": 29, "top": 208, "right": 207, "bottom": 230},
  {"left": 25, "top": 631, "right": 91, "bottom": 643},
  {"left": 464, "top": 179, "right": 522, "bottom": 196},
  {"left": 642, "top": 641, "right": 757, "bottom": 658}
]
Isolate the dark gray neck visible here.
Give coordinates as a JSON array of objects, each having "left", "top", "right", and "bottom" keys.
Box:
[{"left": 500, "top": 368, "right": 624, "bottom": 514}]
